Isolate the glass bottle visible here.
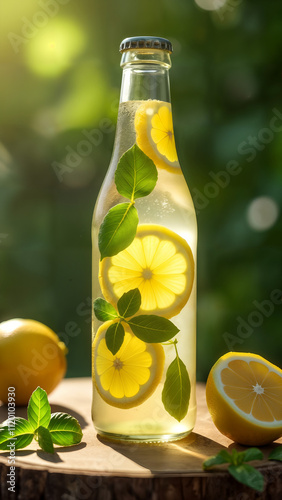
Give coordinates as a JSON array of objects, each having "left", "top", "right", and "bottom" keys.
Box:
[{"left": 92, "top": 36, "right": 197, "bottom": 442}]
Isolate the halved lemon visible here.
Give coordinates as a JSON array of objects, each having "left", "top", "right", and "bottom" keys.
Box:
[
  {"left": 206, "top": 352, "right": 282, "bottom": 445},
  {"left": 135, "top": 100, "right": 181, "bottom": 173},
  {"left": 99, "top": 224, "right": 194, "bottom": 319},
  {"left": 92, "top": 321, "right": 165, "bottom": 409}
]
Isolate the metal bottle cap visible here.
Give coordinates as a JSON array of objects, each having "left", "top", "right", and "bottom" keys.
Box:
[{"left": 119, "top": 36, "right": 173, "bottom": 53}]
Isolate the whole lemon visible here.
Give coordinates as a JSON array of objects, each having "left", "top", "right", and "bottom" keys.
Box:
[{"left": 0, "top": 319, "right": 67, "bottom": 406}]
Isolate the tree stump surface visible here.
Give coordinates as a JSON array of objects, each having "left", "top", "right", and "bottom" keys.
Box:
[{"left": 0, "top": 379, "right": 281, "bottom": 499}]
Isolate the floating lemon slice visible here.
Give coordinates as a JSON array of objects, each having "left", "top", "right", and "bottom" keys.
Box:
[
  {"left": 99, "top": 224, "right": 194, "bottom": 319},
  {"left": 206, "top": 352, "right": 282, "bottom": 445},
  {"left": 92, "top": 321, "right": 165, "bottom": 409},
  {"left": 135, "top": 100, "right": 181, "bottom": 173}
]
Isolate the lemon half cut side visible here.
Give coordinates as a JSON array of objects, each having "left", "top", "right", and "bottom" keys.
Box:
[
  {"left": 92, "top": 321, "right": 165, "bottom": 409},
  {"left": 135, "top": 100, "right": 181, "bottom": 173},
  {"left": 206, "top": 352, "right": 282, "bottom": 445},
  {"left": 99, "top": 224, "right": 195, "bottom": 319}
]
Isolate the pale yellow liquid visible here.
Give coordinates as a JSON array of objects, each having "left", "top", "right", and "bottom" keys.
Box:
[{"left": 92, "top": 100, "right": 197, "bottom": 442}]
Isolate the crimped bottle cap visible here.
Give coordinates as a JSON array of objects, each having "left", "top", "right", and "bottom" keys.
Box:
[{"left": 120, "top": 36, "right": 173, "bottom": 53}]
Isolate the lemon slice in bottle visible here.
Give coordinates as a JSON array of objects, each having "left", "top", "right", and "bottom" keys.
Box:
[
  {"left": 134, "top": 100, "right": 181, "bottom": 173},
  {"left": 99, "top": 224, "right": 194, "bottom": 319},
  {"left": 92, "top": 321, "right": 165, "bottom": 409},
  {"left": 206, "top": 352, "right": 282, "bottom": 445}
]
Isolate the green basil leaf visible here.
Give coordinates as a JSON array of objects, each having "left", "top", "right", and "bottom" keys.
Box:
[
  {"left": 37, "top": 426, "right": 54, "bottom": 454},
  {"left": 228, "top": 464, "right": 264, "bottom": 492},
  {"left": 93, "top": 298, "right": 119, "bottom": 321},
  {"left": 162, "top": 357, "right": 190, "bottom": 422},
  {"left": 241, "top": 447, "right": 264, "bottom": 463},
  {"left": 48, "top": 412, "right": 83, "bottom": 446},
  {"left": 27, "top": 386, "right": 51, "bottom": 430},
  {"left": 98, "top": 203, "right": 138, "bottom": 260},
  {"left": 127, "top": 315, "right": 179, "bottom": 342},
  {"left": 203, "top": 450, "right": 231, "bottom": 469},
  {"left": 105, "top": 322, "right": 125, "bottom": 355},
  {"left": 117, "top": 288, "right": 141, "bottom": 318},
  {"left": 0, "top": 417, "right": 34, "bottom": 450},
  {"left": 115, "top": 144, "right": 158, "bottom": 200},
  {"left": 269, "top": 446, "right": 282, "bottom": 461}
]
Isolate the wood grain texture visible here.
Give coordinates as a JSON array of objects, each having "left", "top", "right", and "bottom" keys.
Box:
[{"left": 0, "top": 379, "right": 281, "bottom": 499}]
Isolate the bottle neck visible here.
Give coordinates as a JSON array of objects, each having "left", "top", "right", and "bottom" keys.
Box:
[
  {"left": 119, "top": 49, "right": 172, "bottom": 103},
  {"left": 111, "top": 50, "right": 173, "bottom": 163},
  {"left": 120, "top": 64, "right": 171, "bottom": 103}
]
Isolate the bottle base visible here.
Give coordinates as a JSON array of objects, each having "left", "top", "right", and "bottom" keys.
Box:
[{"left": 96, "top": 428, "right": 193, "bottom": 444}]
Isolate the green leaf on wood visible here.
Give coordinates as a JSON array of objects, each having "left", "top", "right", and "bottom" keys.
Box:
[
  {"left": 27, "top": 386, "right": 51, "bottom": 430},
  {"left": 203, "top": 450, "right": 231, "bottom": 469},
  {"left": 105, "top": 322, "right": 125, "bottom": 355},
  {"left": 117, "top": 288, "right": 141, "bottom": 318},
  {"left": 48, "top": 412, "right": 83, "bottom": 446},
  {"left": 37, "top": 426, "right": 54, "bottom": 454},
  {"left": 98, "top": 202, "right": 138, "bottom": 260},
  {"left": 115, "top": 144, "right": 158, "bottom": 201},
  {"left": 127, "top": 315, "right": 179, "bottom": 343},
  {"left": 0, "top": 417, "right": 34, "bottom": 450},
  {"left": 93, "top": 298, "right": 119, "bottom": 322},
  {"left": 228, "top": 464, "right": 264, "bottom": 492},
  {"left": 269, "top": 446, "right": 282, "bottom": 461},
  {"left": 242, "top": 448, "right": 264, "bottom": 463},
  {"left": 162, "top": 356, "right": 190, "bottom": 421}
]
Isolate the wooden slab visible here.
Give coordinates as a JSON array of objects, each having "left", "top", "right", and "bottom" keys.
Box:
[{"left": 0, "top": 379, "right": 281, "bottom": 499}]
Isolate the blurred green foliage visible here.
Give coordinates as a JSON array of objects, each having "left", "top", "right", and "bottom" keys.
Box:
[{"left": 0, "top": 0, "right": 281, "bottom": 379}]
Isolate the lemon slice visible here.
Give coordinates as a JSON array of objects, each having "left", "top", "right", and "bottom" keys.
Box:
[
  {"left": 206, "top": 352, "right": 282, "bottom": 445},
  {"left": 99, "top": 224, "right": 194, "bottom": 319},
  {"left": 135, "top": 100, "right": 181, "bottom": 173},
  {"left": 92, "top": 321, "right": 165, "bottom": 409}
]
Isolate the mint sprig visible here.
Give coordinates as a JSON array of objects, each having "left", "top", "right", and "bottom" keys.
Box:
[
  {"left": 98, "top": 144, "right": 158, "bottom": 260},
  {"left": 203, "top": 448, "right": 264, "bottom": 492},
  {"left": 0, "top": 387, "right": 83, "bottom": 454},
  {"left": 94, "top": 289, "right": 179, "bottom": 352}
]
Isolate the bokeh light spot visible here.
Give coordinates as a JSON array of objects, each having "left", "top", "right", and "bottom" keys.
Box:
[
  {"left": 25, "top": 18, "right": 85, "bottom": 78},
  {"left": 194, "top": 0, "right": 227, "bottom": 11},
  {"left": 247, "top": 197, "right": 279, "bottom": 231}
]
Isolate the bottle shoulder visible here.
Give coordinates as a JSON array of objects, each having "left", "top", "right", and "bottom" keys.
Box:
[{"left": 93, "top": 167, "right": 197, "bottom": 236}]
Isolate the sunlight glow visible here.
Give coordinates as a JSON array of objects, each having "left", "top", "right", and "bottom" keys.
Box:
[{"left": 24, "top": 18, "right": 85, "bottom": 77}]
